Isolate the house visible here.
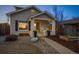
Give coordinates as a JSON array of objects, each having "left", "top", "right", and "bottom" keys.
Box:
[
  {"left": 7, "top": 6, "right": 57, "bottom": 37},
  {"left": 62, "top": 18, "right": 79, "bottom": 36}
]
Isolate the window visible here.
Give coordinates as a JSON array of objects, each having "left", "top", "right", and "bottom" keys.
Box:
[
  {"left": 18, "top": 22, "right": 28, "bottom": 30},
  {"left": 31, "top": 9, "right": 36, "bottom": 13},
  {"left": 15, "top": 20, "right": 18, "bottom": 31}
]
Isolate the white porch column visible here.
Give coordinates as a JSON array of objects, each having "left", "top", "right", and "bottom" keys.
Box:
[
  {"left": 30, "top": 19, "right": 37, "bottom": 37},
  {"left": 30, "top": 19, "right": 34, "bottom": 37},
  {"left": 51, "top": 21, "right": 56, "bottom": 35},
  {"left": 30, "top": 19, "right": 38, "bottom": 42}
]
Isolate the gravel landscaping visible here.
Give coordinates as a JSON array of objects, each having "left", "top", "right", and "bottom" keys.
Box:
[
  {"left": 0, "top": 36, "right": 59, "bottom": 54},
  {"left": 0, "top": 36, "right": 42, "bottom": 54}
]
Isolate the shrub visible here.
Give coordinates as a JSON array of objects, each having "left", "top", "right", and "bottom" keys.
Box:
[
  {"left": 19, "top": 33, "right": 30, "bottom": 36},
  {"left": 5, "top": 35, "right": 18, "bottom": 41}
]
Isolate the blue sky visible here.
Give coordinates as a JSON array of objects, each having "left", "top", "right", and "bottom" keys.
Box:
[{"left": 0, "top": 5, "right": 79, "bottom": 23}]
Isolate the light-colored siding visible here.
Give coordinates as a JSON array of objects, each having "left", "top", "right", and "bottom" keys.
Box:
[{"left": 10, "top": 9, "right": 40, "bottom": 35}]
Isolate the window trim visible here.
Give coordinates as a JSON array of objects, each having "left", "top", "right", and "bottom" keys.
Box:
[{"left": 18, "top": 21, "right": 29, "bottom": 31}]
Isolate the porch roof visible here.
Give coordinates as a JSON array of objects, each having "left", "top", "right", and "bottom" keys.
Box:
[{"left": 30, "top": 11, "right": 55, "bottom": 20}]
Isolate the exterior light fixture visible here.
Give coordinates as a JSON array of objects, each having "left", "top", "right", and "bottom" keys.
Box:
[{"left": 34, "top": 23, "right": 36, "bottom": 27}]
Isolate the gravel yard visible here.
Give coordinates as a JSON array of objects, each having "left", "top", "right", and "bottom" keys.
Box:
[
  {"left": 0, "top": 36, "right": 59, "bottom": 54},
  {"left": 0, "top": 36, "right": 42, "bottom": 54}
]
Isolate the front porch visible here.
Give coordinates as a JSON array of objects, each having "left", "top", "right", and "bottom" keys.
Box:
[
  {"left": 30, "top": 18, "right": 55, "bottom": 37},
  {"left": 16, "top": 12, "right": 56, "bottom": 37}
]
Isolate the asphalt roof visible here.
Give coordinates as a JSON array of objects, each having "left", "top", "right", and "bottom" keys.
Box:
[
  {"left": 30, "top": 11, "right": 55, "bottom": 20},
  {"left": 62, "top": 18, "right": 79, "bottom": 24}
]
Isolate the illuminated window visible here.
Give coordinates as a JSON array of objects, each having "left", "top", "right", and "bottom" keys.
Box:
[{"left": 18, "top": 22, "right": 28, "bottom": 30}]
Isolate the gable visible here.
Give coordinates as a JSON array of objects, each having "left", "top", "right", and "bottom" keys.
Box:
[
  {"left": 11, "top": 8, "right": 41, "bottom": 16},
  {"left": 14, "top": 6, "right": 24, "bottom": 11},
  {"left": 10, "top": 7, "right": 42, "bottom": 21},
  {"left": 7, "top": 6, "right": 42, "bottom": 16},
  {"left": 31, "top": 12, "right": 55, "bottom": 21}
]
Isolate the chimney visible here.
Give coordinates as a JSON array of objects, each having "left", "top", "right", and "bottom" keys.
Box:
[{"left": 14, "top": 6, "right": 24, "bottom": 11}]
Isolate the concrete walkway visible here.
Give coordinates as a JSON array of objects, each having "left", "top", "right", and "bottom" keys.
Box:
[
  {"left": 44, "top": 38, "right": 76, "bottom": 54},
  {"left": 34, "top": 39, "right": 59, "bottom": 54}
]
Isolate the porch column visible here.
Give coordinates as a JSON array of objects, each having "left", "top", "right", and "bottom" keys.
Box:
[
  {"left": 30, "top": 19, "right": 35, "bottom": 37},
  {"left": 51, "top": 21, "right": 56, "bottom": 35},
  {"left": 30, "top": 19, "right": 38, "bottom": 42}
]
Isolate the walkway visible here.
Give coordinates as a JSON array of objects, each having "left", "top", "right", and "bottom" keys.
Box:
[
  {"left": 34, "top": 38, "right": 59, "bottom": 54},
  {"left": 34, "top": 37, "right": 76, "bottom": 54}
]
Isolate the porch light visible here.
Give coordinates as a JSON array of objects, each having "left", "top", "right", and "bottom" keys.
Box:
[
  {"left": 48, "top": 19, "right": 52, "bottom": 22},
  {"left": 31, "top": 9, "right": 36, "bottom": 13},
  {"left": 34, "top": 23, "right": 36, "bottom": 27}
]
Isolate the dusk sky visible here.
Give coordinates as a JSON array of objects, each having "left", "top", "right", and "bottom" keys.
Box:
[{"left": 0, "top": 5, "right": 79, "bottom": 23}]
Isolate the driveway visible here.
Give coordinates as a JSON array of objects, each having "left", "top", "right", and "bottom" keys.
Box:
[{"left": 0, "top": 36, "right": 42, "bottom": 54}]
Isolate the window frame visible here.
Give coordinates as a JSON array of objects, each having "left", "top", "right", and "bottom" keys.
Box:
[{"left": 18, "top": 21, "right": 29, "bottom": 31}]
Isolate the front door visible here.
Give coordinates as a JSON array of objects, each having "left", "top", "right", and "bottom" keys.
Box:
[{"left": 35, "top": 20, "right": 49, "bottom": 37}]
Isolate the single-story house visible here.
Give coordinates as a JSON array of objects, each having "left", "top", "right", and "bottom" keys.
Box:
[
  {"left": 62, "top": 18, "right": 79, "bottom": 36},
  {"left": 7, "top": 6, "right": 57, "bottom": 37}
]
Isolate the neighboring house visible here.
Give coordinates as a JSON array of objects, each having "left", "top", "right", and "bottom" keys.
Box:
[
  {"left": 62, "top": 18, "right": 79, "bottom": 36},
  {"left": 7, "top": 6, "right": 57, "bottom": 37}
]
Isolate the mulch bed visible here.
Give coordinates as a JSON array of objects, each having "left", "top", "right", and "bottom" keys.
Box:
[{"left": 49, "top": 36, "right": 79, "bottom": 53}]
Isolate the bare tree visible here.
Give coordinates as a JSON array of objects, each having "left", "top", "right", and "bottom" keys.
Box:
[
  {"left": 59, "top": 10, "right": 64, "bottom": 22},
  {"left": 53, "top": 5, "right": 64, "bottom": 35},
  {"left": 53, "top": 5, "right": 58, "bottom": 20},
  {"left": 53, "top": 5, "right": 64, "bottom": 22}
]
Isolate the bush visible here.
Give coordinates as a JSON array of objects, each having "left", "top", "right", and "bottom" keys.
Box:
[
  {"left": 19, "top": 33, "right": 30, "bottom": 36},
  {"left": 5, "top": 35, "right": 18, "bottom": 41}
]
